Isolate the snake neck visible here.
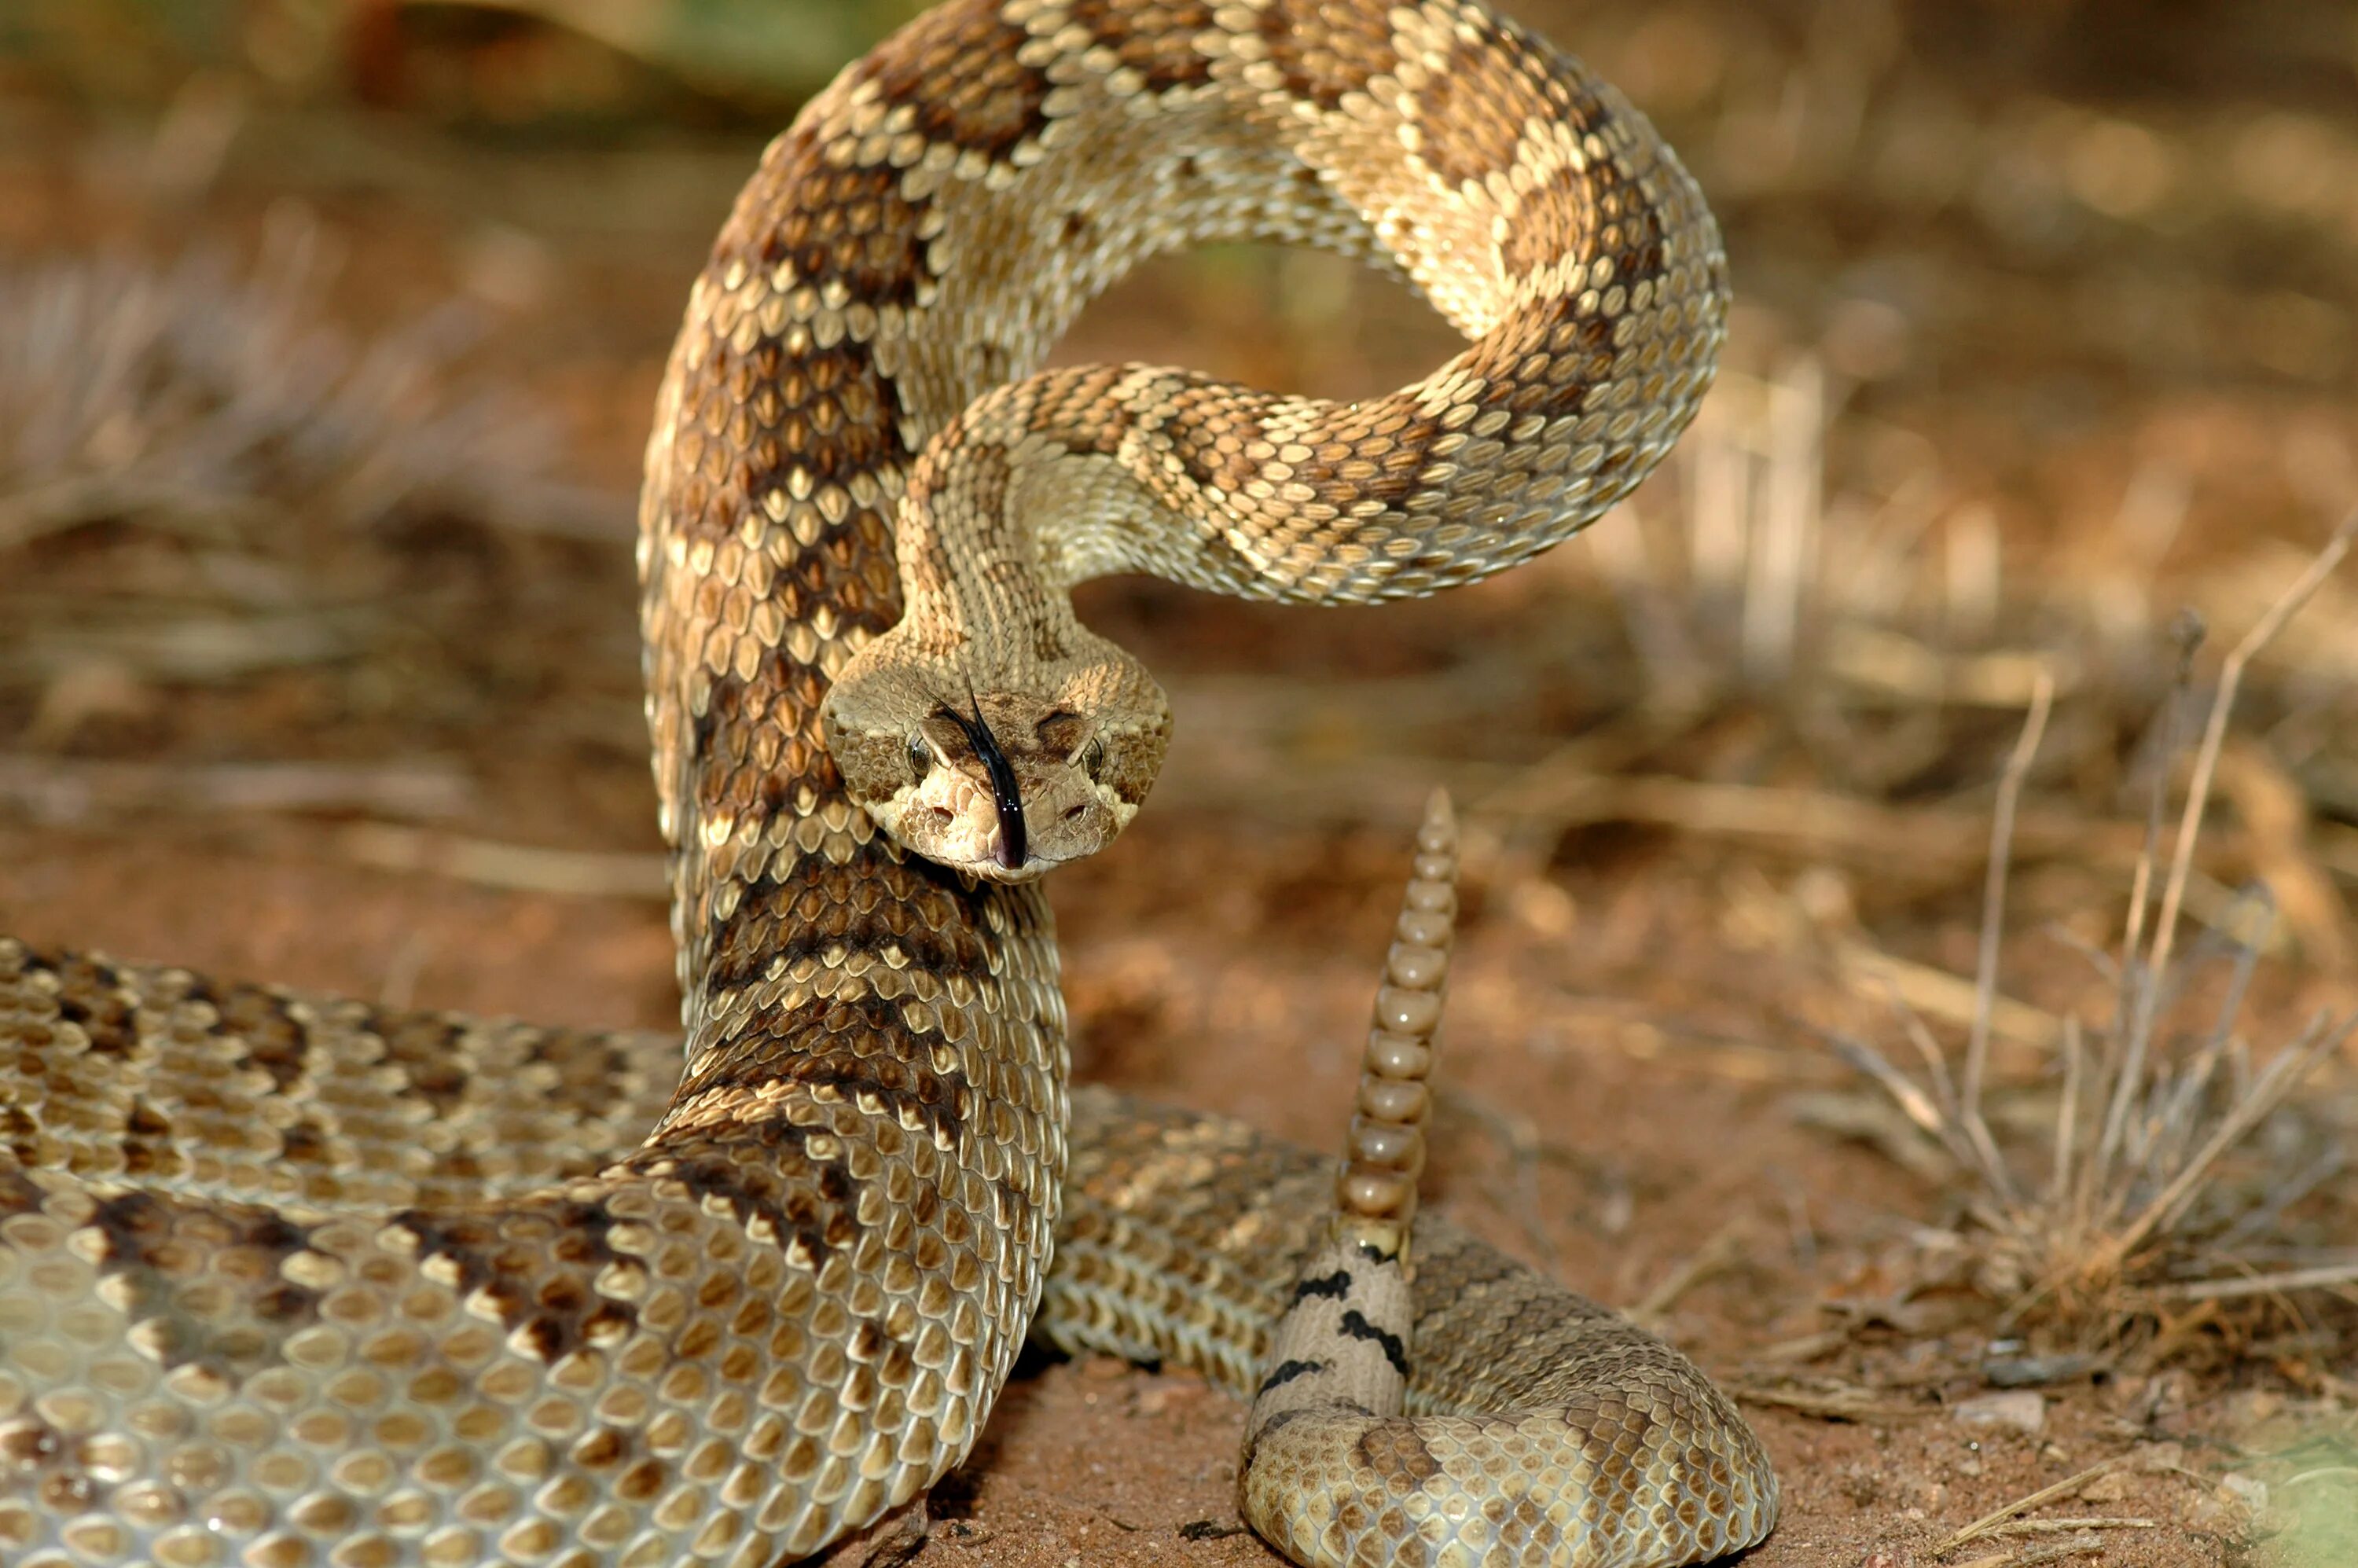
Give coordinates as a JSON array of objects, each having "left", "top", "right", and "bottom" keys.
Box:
[{"left": 637, "top": 0, "right": 1721, "bottom": 1080}]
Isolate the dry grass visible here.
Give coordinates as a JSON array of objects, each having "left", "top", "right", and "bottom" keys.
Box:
[
  {"left": 0, "top": 220, "right": 617, "bottom": 552},
  {"left": 0, "top": 226, "right": 645, "bottom": 803},
  {"left": 1835, "top": 511, "right": 2358, "bottom": 1357}
]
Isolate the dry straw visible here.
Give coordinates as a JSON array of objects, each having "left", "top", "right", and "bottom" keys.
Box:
[{"left": 1841, "top": 508, "right": 2358, "bottom": 1341}]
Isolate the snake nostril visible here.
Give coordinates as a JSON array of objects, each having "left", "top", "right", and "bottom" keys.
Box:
[{"left": 1063, "top": 804, "right": 1088, "bottom": 821}]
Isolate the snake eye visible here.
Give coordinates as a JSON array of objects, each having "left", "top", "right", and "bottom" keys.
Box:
[
  {"left": 1082, "top": 738, "right": 1107, "bottom": 780},
  {"left": 907, "top": 733, "right": 931, "bottom": 782}
]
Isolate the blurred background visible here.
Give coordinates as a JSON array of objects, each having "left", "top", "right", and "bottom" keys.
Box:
[{"left": 3, "top": 3, "right": 2357, "bottom": 1561}]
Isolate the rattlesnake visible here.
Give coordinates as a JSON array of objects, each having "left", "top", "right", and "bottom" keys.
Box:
[{"left": 0, "top": 0, "right": 1776, "bottom": 1563}]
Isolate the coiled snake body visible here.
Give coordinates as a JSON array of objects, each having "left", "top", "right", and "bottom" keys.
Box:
[{"left": 0, "top": 1, "right": 1775, "bottom": 1563}]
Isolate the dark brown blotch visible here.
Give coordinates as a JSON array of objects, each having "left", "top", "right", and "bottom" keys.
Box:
[
  {"left": 1351, "top": 1420, "right": 1442, "bottom": 1485},
  {"left": 626, "top": 1116, "right": 863, "bottom": 1272},
  {"left": 392, "top": 1197, "right": 630, "bottom": 1361},
  {"left": 1031, "top": 709, "right": 1087, "bottom": 757},
  {"left": 0, "top": 1167, "right": 46, "bottom": 1217},
  {"left": 88, "top": 1192, "right": 324, "bottom": 1370},
  {"left": 1069, "top": 0, "right": 1219, "bottom": 92},
  {"left": 1497, "top": 160, "right": 1600, "bottom": 284},
  {"left": 0, "top": 1412, "right": 63, "bottom": 1471},
  {"left": 119, "top": 1098, "right": 187, "bottom": 1180},
  {"left": 861, "top": 7, "right": 1055, "bottom": 163},
  {"left": 51, "top": 954, "right": 135, "bottom": 1059},
  {"left": 571, "top": 1427, "right": 634, "bottom": 1472},
  {"left": 736, "top": 338, "right": 905, "bottom": 497},
  {"left": 364, "top": 1012, "right": 473, "bottom": 1119},
  {"left": 1258, "top": 0, "right": 1396, "bottom": 110},
  {"left": 721, "top": 141, "right": 935, "bottom": 312},
  {"left": 700, "top": 845, "right": 1002, "bottom": 996},
  {"left": 213, "top": 984, "right": 311, "bottom": 1093},
  {"left": 759, "top": 1015, "right": 968, "bottom": 1151}
]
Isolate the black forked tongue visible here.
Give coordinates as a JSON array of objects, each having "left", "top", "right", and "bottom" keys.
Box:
[{"left": 948, "top": 699, "right": 1026, "bottom": 871}]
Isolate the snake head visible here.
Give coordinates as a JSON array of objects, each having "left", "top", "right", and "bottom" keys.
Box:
[{"left": 823, "top": 626, "right": 1171, "bottom": 882}]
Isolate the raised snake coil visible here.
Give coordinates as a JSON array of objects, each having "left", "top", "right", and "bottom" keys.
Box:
[{"left": 0, "top": 1, "right": 1775, "bottom": 1564}]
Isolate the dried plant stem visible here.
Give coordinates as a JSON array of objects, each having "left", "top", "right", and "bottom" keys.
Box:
[
  {"left": 1892, "top": 1000, "right": 2016, "bottom": 1199},
  {"left": 2143, "top": 889, "right": 2271, "bottom": 1179},
  {"left": 1961, "top": 670, "right": 2054, "bottom": 1209},
  {"left": 2106, "top": 1010, "right": 2355, "bottom": 1262},
  {"left": 0, "top": 755, "right": 471, "bottom": 824},
  {"left": 339, "top": 825, "right": 670, "bottom": 899},
  {"left": 2156, "top": 1261, "right": 2358, "bottom": 1302},
  {"left": 1629, "top": 1220, "right": 1746, "bottom": 1321},
  {"left": 2146, "top": 508, "right": 2356, "bottom": 987},
  {"left": 2086, "top": 509, "right": 2353, "bottom": 1233},
  {"left": 1835, "top": 510, "right": 2357, "bottom": 1353},
  {"left": 1972, "top": 1517, "right": 2158, "bottom": 1539},
  {"left": 1935, "top": 1459, "right": 2130, "bottom": 1553},
  {"left": 2048, "top": 1015, "right": 2084, "bottom": 1209},
  {"left": 2086, "top": 624, "right": 2199, "bottom": 1225},
  {"left": 2116, "top": 619, "right": 2199, "bottom": 975},
  {"left": 1980, "top": 1540, "right": 2107, "bottom": 1568},
  {"left": 1727, "top": 1383, "right": 1931, "bottom": 1421}
]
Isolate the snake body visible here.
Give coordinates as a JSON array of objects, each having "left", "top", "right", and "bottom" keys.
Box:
[{"left": 1, "top": 1, "right": 1774, "bottom": 1563}]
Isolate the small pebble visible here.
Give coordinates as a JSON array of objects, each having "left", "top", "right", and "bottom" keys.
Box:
[
  {"left": 2080, "top": 1471, "right": 2129, "bottom": 1504},
  {"left": 1951, "top": 1390, "right": 2045, "bottom": 1435},
  {"left": 2217, "top": 1472, "right": 2268, "bottom": 1512},
  {"left": 2223, "top": 1389, "right": 2284, "bottom": 1429}
]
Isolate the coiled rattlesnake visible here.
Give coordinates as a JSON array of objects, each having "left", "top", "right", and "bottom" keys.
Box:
[{"left": 1, "top": 0, "right": 1774, "bottom": 1562}]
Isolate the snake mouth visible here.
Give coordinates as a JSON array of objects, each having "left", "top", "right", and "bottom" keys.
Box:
[{"left": 942, "top": 700, "right": 1027, "bottom": 872}]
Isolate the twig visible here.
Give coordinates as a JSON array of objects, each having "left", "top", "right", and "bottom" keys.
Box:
[
  {"left": 1838, "top": 940, "right": 2063, "bottom": 1050},
  {"left": 2119, "top": 612, "right": 2205, "bottom": 973},
  {"left": 2086, "top": 511, "right": 2356, "bottom": 1231},
  {"left": 1971, "top": 1517, "right": 2158, "bottom": 1540},
  {"left": 1935, "top": 1458, "right": 2132, "bottom": 1553},
  {"left": 340, "top": 824, "right": 669, "bottom": 899},
  {"left": 2107, "top": 1008, "right": 2353, "bottom": 1261},
  {"left": 1820, "top": 1031, "right": 1978, "bottom": 1177},
  {"left": 2145, "top": 885, "right": 2274, "bottom": 1181},
  {"left": 2211, "top": 1143, "right": 2347, "bottom": 1254},
  {"left": 0, "top": 755, "right": 472, "bottom": 823},
  {"left": 2147, "top": 506, "right": 2356, "bottom": 989},
  {"left": 2048, "top": 1014, "right": 2084, "bottom": 1210},
  {"left": 1886, "top": 990, "right": 2018, "bottom": 1200},
  {"left": 2153, "top": 1261, "right": 2358, "bottom": 1303},
  {"left": 2091, "top": 616, "right": 2204, "bottom": 1225},
  {"left": 1629, "top": 1220, "right": 1746, "bottom": 1321},
  {"left": 1727, "top": 1383, "right": 1932, "bottom": 1421},
  {"left": 2283, "top": 1467, "right": 2358, "bottom": 1488},
  {"left": 1788, "top": 1086, "right": 1955, "bottom": 1183},
  {"left": 1962, "top": 670, "right": 2055, "bottom": 1208},
  {"left": 1973, "top": 1539, "right": 2108, "bottom": 1568}
]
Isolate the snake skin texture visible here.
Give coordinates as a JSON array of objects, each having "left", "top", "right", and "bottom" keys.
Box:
[
  {"left": 812, "top": 0, "right": 1728, "bottom": 881},
  {"left": 2, "top": 0, "right": 1775, "bottom": 1563}
]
